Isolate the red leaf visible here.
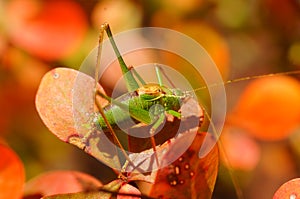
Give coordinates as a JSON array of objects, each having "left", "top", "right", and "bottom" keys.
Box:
[
  {"left": 145, "top": 132, "right": 219, "bottom": 199},
  {"left": 230, "top": 76, "right": 300, "bottom": 141},
  {"left": 36, "top": 67, "right": 106, "bottom": 142},
  {"left": 35, "top": 68, "right": 123, "bottom": 169},
  {"left": 25, "top": 168, "right": 143, "bottom": 199},
  {"left": 117, "top": 184, "right": 141, "bottom": 199},
  {"left": 0, "top": 144, "right": 25, "bottom": 199},
  {"left": 24, "top": 170, "right": 103, "bottom": 197},
  {"left": 6, "top": 0, "right": 88, "bottom": 60},
  {"left": 42, "top": 179, "right": 122, "bottom": 199},
  {"left": 220, "top": 128, "right": 261, "bottom": 171},
  {"left": 273, "top": 178, "right": 300, "bottom": 199}
]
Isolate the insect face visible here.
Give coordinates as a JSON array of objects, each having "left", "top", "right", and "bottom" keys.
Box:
[{"left": 137, "top": 83, "right": 164, "bottom": 96}]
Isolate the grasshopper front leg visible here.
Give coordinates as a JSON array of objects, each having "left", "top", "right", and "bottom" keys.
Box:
[
  {"left": 148, "top": 104, "right": 166, "bottom": 167},
  {"left": 148, "top": 104, "right": 182, "bottom": 167}
]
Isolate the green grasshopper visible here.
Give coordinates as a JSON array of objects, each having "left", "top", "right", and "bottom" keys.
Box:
[
  {"left": 36, "top": 23, "right": 300, "bottom": 199},
  {"left": 84, "top": 23, "right": 202, "bottom": 169},
  {"left": 85, "top": 23, "right": 300, "bottom": 171}
]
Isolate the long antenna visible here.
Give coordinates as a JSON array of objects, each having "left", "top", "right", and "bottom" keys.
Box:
[
  {"left": 202, "top": 106, "right": 244, "bottom": 199},
  {"left": 155, "top": 64, "right": 176, "bottom": 88},
  {"left": 187, "top": 70, "right": 300, "bottom": 94}
]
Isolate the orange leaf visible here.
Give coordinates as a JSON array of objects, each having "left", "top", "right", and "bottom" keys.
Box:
[
  {"left": 147, "top": 132, "right": 219, "bottom": 199},
  {"left": 36, "top": 67, "right": 106, "bottom": 142},
  {"left": 6, "top": 0, "right": 88, "bottom": 60},
  {"left": 36, "top": 68, "right": 123, "bottom": 169},
  {"left": 24, "top": 170, "right": 102, "bottom": 197},
  {"left": 117, "top": 184, "right": 141, "bottom": 199},
  {"left": 42, "top": 179, "right": 123, "bottom": 199},
  {"left": 230, "top": 76, "right": 300, "bottom": 141},
  {"left": 0, "top": 144, "right": 25, "bottom": 199},
  {"left": 220, "top": 128, "right": 261, "bottom": 171},
  {"left": 273, "top": 178, "right": 300, "bottom": 199}
]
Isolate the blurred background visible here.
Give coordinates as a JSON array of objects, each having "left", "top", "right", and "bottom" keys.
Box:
[{"left": 0, "top": 0, "right": 300, "bottom": 198}]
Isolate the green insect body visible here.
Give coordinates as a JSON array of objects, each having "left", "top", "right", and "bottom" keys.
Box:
[
  {"left": 90, "top": 23, "right": 197, "bottom": 167},
  {"left": 96, "top": 83, "right": 184, "bottom": 132}
]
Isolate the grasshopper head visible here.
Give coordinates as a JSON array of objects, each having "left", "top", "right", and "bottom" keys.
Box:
[
  {"left": 137, "top": 83, "right": 173, "bottom": 100},
  {"left": 137, "top": 83, "right": 180, "bottom": 101},
  {"left": 137, "top": 83, "right": 164, "bottom": 97}
]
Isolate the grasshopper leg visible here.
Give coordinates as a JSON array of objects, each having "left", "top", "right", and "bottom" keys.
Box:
[
  {"left": 92, "top": 23, "right": 123, "bottom": 154},
  {"left": 149, "top": 104, "right": 169, "bottom": 167},
  {"left": 149, "top": 113, "right": 166, "bottom": 168},
  {"left": 148, "top": 106, "right": 182, "bottom": 168},
  {"left": 166, "top": 109, "right": 181, "bottom": 119},
  {"left": 128, "top": 65, "right": 146, "bottom": 86}
]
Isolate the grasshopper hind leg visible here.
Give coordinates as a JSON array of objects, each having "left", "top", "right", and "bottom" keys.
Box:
[{"left": 91, "top": 23, "right": 139, "bottom": 176}]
